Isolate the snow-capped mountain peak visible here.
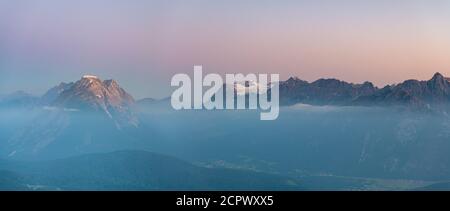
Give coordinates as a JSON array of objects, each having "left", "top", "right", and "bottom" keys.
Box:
[
  {"left": 49, "top": 75, "right": 138, "bottom": 128},
  {"left": 82, "top": 75, "right": 99, "bottom": 79},
  {"left": 230, "top": 80, "right": 269, "bottom": 96}
]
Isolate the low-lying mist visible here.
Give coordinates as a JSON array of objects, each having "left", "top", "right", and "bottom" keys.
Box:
[{"left": 2, "top": 104, "right": 450, "bottom": 187}]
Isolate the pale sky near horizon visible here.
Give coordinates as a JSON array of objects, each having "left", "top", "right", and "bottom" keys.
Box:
[{"left": 1, "top": 0, "right": 450, "bottom": 99}]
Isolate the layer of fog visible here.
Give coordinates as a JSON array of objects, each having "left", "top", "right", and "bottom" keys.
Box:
[{"left": 2, "top": 104, "right": 450, "bottom": 181}]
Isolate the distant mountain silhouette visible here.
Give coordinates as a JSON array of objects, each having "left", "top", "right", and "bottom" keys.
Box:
[
  {"left": 279, "top": 72, "right": 450, "bottom": 110},
  {"left": 279, "top": 77, "right": 377, "bottom": 106},
  {"left": 4, "top": 72, "right": 450, "bottom": 111},
  {"left": 354, "top": 72, "right": 450, "bottom": 108},
  {"left": 0, "top": 91, "right": 39, "bottom": 109}
]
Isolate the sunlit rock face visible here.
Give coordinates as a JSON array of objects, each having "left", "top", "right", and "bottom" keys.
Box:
[{"left": 52, "top": 75, "right": 138, "bottom": 127}]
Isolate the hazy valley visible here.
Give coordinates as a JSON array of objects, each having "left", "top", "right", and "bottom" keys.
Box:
[{"left": 2, "top": 73, "right": 450, "bottom": 190}]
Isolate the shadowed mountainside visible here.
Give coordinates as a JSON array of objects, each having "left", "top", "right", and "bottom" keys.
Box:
[{"left": 0, "top": 150, "right": 303, "bottom": 190}]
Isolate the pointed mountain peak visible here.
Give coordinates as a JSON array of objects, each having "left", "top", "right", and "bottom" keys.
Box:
[
  {"left": 431, "top": 72, "right": 445, "bottom": 81},
  {"left": 59, "top": 75, "right": 134, "bottom": 107},
  {"left": 103, "top": 79, "right": 119, "bottom": 87},
  {"left": 80, "top": 75, "right": 102, "bottom": 84},
  {"left": 53, "top": 75, "right": 138, "bottom": 127},
  {"left": 285, "top": 76, "right": 308, "bottom": 85},
  {"left": 287, "top": 76, "right": 301, "bottom": 82},
  {"left": 362, "top": 81, "right": 375, "bottom": 87},
  {"left": 429, "top": 72, "right": 447, "bottom": 86},
  {"left": 82, "top": 75, "right": 99, "bottom": 79},
  {"left": 426, "top": 72, "right": 449, "bottom": 95}
]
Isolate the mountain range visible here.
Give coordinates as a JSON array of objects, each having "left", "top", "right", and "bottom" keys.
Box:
[
  {"left": 2, "top": 72, "right": 450, "bottom": 111},
  {"left": 3, "top": 75, "right": 142, "bottom": 159},
  {"left": 278, "top": 77, "right": 377, "bottom": 106},
  {"left": 2, "top": 72, "right": 450, "bottom": 190},
  {"left": 278, "top": 72, "right": 450, "bottom": 110},
  {"left": 1, "top": 75, "right": 139, "bottom": 128},
  {"left": 2, "top": 72, "right": 450, "bottom": 160},
  {"left": 354, "top": 73, "right": 450, "bottom": 108}
]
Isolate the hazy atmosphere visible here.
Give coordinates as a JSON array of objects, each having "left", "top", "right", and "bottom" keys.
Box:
[
  {"left": 2, "top": 0, "right": 450, "bottom": 192},
  {"left": 1, "top": 0, "right": 450, "bottom": 98}
]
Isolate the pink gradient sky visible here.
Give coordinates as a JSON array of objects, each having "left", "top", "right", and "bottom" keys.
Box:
[{"left": 1, "top": 0, "right": 450, "bottom": 98}]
